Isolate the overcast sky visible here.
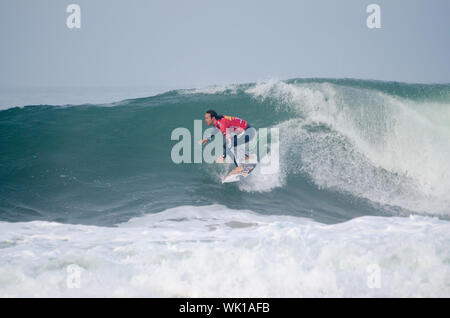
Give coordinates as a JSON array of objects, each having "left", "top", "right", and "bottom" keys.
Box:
[{"left": 1, "top": 0, "right": 449, "bottom": 89}]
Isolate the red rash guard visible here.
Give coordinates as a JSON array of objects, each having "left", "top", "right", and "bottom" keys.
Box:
[{"left": 215, "top": 115, "right": 249, "bottom": 141}]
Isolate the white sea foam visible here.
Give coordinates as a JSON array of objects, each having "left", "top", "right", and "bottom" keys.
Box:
[{"left": 0, "top": 204, "right": 448, "bottom": 297}]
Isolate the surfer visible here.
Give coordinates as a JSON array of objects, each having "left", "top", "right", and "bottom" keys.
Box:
[{"left": 200, "top": 110, "right": 256, "bottom": 173}]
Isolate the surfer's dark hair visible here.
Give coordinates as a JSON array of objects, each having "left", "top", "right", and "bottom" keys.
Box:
[{"left": 206, "top": 110, "right": 223, "bottom": 120}]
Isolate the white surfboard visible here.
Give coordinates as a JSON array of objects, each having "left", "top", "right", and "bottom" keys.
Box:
[{"left": 222, "top": 163, "right": 257, "bottom": 183}]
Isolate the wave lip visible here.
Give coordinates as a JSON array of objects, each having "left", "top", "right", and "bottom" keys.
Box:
[{"left": 244, "top": 79, "right": 450, "bottom": 217}]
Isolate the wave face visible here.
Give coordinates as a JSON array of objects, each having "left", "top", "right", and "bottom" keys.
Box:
[{"left": 1, "top": 79, "right": 450, "bottom": 226}]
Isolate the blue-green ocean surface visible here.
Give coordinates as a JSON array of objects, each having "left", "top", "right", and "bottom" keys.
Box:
[{"left": 2, "top": 78, "right": 449, "bottom": 225}]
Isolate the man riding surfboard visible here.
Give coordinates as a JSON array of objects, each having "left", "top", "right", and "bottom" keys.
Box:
[{"left": 200, "top": 110, "right": 256, "bottom": 174}]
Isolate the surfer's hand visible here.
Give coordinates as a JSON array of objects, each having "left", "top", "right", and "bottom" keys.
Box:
[{"left": 216, "top": 157, "right": 224, "bottom": 163}]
